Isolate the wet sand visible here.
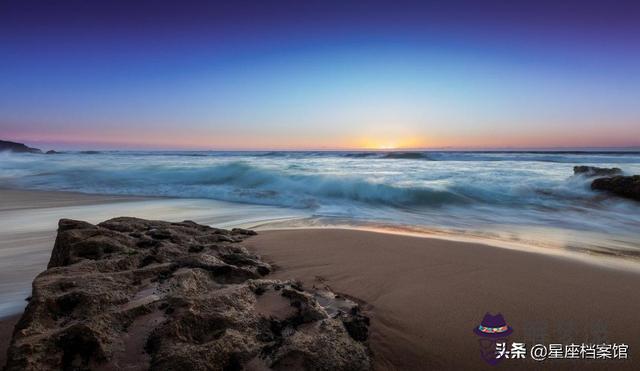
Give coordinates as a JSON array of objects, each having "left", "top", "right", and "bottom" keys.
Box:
[
  {"left": 0, "top": 188, "right": 149, "bottom": 212},
  {"left": 246, "top": 229, "right": 640, "bottom": 370}
]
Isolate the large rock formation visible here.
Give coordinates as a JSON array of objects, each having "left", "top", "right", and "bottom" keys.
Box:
[
  {"left": 591, "top": 175, "right": 640, "bottom": 202},
  {"left": 4, "top": 218, "right": 370, "bottom": 371},
  {"left": 573, "top": 165, "right": 622, "bottom": 177},
  {"left": 0, "top": 140, "right": 42, "bottom": 154}
]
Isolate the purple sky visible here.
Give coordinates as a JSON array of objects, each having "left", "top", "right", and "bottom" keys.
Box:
[{"left": 1, "top": 0, "right": 639, "bottom": 150}]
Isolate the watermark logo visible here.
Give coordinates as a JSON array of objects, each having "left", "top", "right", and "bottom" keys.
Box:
[
  {"left": 473, "top": 313, "right": 629, "bottom": 365},
  {"left": 473, "top": 312, "right": 513, "bottom": 365}
]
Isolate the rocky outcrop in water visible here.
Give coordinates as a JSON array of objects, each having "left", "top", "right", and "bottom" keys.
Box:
[
  {"left": 4, "top": 218, "right": 370, "bottom": 371},
  {"left": 591, "top": 175, "right": 640, "bottom": 202},
  {"left": 573, "top": 166, "right": 622, "bottom": 177},
  {"left": 0, "top": 140, "right": 42, "bottom": 154}
]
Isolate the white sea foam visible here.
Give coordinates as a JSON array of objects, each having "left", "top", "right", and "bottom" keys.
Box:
[{"left": 1, "top": 150, "right": 640, "bottom": 254}]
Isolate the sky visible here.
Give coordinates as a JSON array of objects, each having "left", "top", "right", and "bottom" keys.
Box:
[{"left": 1, "top": 0, "right": 639, "bottom": 150}]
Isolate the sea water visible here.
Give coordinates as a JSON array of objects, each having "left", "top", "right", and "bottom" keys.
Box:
[{"left": 1, "top": 150, "right": 640, "bottom": 257}]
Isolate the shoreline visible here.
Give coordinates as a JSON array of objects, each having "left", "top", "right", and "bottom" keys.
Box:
[
  {"left": 1, "top": 187, "right": 639, "bottom": 276},
  {"left": 1, "top": 188, "right": 639, "bottom": 317},
  {"left": 5, "top": 186, "right": 640, "bottom": 268},
  {"left": 0, "top": 187, "right": 153, "bottom": 211},
  {"left": 258, "top": 225, "right": 640, "bottom": 273},
  {"left": 1, "top": 188, "right": 639, "bottom": 368}
]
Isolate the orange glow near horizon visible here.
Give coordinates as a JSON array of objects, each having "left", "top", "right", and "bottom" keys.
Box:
[
  {"left": 354, "top": 136, "right": 431, "bottom": 150},
  {"left": 8, "top": 133, "right": 640, "bottom": 151},
  {"left": 5, "top": 120, "right": 640, "bottom": 151}
]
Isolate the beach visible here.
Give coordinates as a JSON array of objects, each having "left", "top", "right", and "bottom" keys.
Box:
[
  {"left": 2, "top": 188, "right": 640, "bottom": 369},
  {"left": 247, "top": 229, "right": 640, "bottom": 370}
]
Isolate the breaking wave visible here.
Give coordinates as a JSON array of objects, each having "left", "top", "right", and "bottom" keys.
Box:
[
  {"left": 1, "top": 161, "right": 468, "bottom": 209},
  {"left": 1, "top": 150, "right": 640, "bottom": 238}
]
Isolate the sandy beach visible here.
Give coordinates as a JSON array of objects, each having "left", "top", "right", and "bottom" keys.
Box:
[
  {"left": 246, "top": 229, "right": 640, "bottom": 370},
  {"left": 1, "top": 189, "right": 640, "bottom": 370}
]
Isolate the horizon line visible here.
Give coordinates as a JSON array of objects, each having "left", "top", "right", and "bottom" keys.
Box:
[
  {"left": 18, "top": 147, "right": 640, "bottom": 153},
  {"left": 5, "top": 138, "right": 640, "bottom": 152}
]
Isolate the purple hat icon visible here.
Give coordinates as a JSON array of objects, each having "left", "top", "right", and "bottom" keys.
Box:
[{"left": 473, "top": 313, "right": 513, "bottom": 337}]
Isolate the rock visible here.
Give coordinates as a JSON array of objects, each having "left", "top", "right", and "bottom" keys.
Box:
[
  {"left": 313, "top": 289, "right": 370, "bottom": 342},
  {"left": 341, "top": 309, "right": 370, "bottom": 342},
  {"left": 573, "top": 166, "right": 622, "bottom": 177},
  {"left": 45, "top": 150, "right": 60, "bottom": 154},
  {"left": 0, "top": 140, "right": 42, "bottom": 154},
  {"left": 231, "top": 227, "right": 258, "bottom": 236},
  {"left": 591, "top": 175, "right": 640, "bottom": 201},
  {"left": 4, "top": 217, "right": 370, "bottom": 371}
]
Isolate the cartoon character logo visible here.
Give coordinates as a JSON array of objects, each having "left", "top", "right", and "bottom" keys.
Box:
[{"left": 473, "top": 313, "right": 513, "bottom": 365}]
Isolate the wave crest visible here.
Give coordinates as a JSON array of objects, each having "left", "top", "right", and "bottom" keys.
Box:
[{"left": 7, "top": 161, "right": 469, "bottom": 209}]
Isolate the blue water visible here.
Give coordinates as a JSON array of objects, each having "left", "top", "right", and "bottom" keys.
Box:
[{"left": 2, "top": 150, "right": 640, "bottom": 255}]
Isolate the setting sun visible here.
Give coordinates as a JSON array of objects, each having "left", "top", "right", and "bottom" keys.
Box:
[{"left": 355, "top": 136, "right": 429, "bottom": 150}]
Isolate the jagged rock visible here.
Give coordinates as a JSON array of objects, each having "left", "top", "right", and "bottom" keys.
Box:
[
  {"left": 591, "top": 175, "right": 640, "bottom": 201},
  {"left": 573, "top": 165, "right": 622, "bottom": 177},
  {"left": 4, "top": 217, "right": 370, "bottom": 371},
  {"left": 0, "top": 140, "right": 42, "bottom": 154}
]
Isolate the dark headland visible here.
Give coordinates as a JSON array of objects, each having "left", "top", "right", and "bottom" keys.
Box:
[{"left": 0, "top": 140, "right": 42, "bottom": 154}]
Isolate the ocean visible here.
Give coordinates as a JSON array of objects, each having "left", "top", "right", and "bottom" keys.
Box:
[{"left": 2, "top": 150, "right": 640, "bottom": 257}]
